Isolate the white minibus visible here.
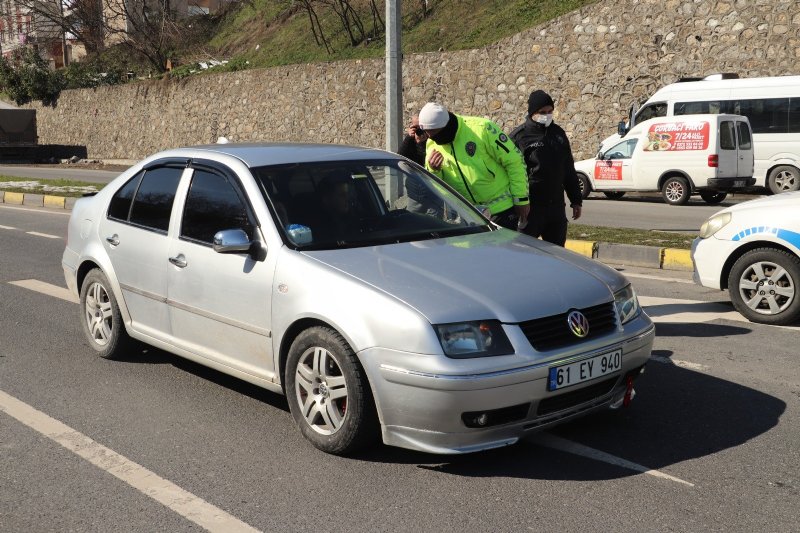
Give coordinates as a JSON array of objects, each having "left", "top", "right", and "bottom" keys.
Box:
[{"left": 608, "top": 74, "right": 800, "bottom": 194}]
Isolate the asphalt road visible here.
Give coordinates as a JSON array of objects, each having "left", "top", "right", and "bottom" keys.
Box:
[{"left": 1, "top": 203, "right": 797, "bottom": 532}]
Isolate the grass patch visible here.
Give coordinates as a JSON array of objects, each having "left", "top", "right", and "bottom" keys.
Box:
[
  {"left": 569, "top": 223, "right": 695, "bottom": 250},
  {"left": 0, "top": 176, "right": 102, "bottom": 198},
  {"left": 206, "top": 0, "right": 598, "bottom": 70}
]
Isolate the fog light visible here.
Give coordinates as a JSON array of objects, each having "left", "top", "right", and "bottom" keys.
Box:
[{"left": 475, "top": 413, "right": 489, "bottom": 426}]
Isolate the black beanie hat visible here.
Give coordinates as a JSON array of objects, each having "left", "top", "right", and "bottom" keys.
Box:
[{"left": 527, "top": 90, "right": 555, "bottom": 116}]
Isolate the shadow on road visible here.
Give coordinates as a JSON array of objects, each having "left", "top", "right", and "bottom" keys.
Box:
[
  {"left": 110, "top": 334, "right": 784, "bottom": 481},
  {"left": 354, "top": 356, "right": 785, "bottom": 480}
]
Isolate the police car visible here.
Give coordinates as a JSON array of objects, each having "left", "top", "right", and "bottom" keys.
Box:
[{"left": 692, "top": 191, "right": 800, "bottom": 325}]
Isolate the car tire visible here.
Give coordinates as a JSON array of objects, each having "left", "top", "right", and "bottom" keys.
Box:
[
  {"left": 767, "top": 165, "right": 800, "bottom": 194},
  {"left": 699, "top": 191, "right": 727, "bottom": 205},
  {"left": 661, "top": 176, "right": 691, "bottom": 205},
  {"left": 602, "top": 191, "right": 625, "bottom": 200},
  {"left": 728, "top": 248, "right": 800, "bottom": 326},
  {"left": 285, "top": 326, "right": 378, "bottom": 455},
  {"left": 577, "top": 173, "right": 592, "bottom": 199},
  {"left": 79, "top": 269, "right": 133, "bottom": 359}
]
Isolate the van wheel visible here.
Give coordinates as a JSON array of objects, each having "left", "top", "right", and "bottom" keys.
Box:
[
  {"left": 577, "top": 174, "right": 592, "bottom": 199},
  {"left": 699, "top": 191, "right": 727, "bottom": 205},
  {"left": 285, "top": 326, "right": 379, "bottom": 455},
  {"left": 662, "top": 176, "right": 691, "bottom": 205},
  {"left": 728, "top": 248, "right": 800, "bottom": 325},
  {"left": 603, "top": 191, "right": 625, "bottom": 200},
  {"left": 767, "top": 166, "right": 800, "bottom": 194}
]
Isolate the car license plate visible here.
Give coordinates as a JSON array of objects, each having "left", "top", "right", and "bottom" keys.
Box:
[
  {"left": 547, "top": 349, "right": 622, "bottom": 391},
  {"left": 734, "top": 180, "right": 745, "bottom": 187}
]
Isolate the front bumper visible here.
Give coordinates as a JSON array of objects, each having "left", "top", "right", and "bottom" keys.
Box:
[
  {"left": 691, "top": 236, "right": 739, "bottom": 290},
  {"left": 358, "top": 316, "right": 655, "bottom": 454},
  {"left": 705, "top": 177, "right": 756, "bottom": 191}
]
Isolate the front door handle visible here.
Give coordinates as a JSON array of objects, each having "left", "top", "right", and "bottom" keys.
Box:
[
  {"left": 106, "top": 234, "right": 119, "bottom": 246},
  {"left": 169, "top": 254, "right": 187, "bottom": 268}
]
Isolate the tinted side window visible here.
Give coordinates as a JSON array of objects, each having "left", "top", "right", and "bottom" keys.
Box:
[
  {"left": 729, "top": 98, "right": 789, "bottom": 134},
  {"left": 107, "top": 172, "right": 142, "bottom": 221},
  {"left": 737, "top": 122, "right": 752, "bottom": 150},
  {"left": 129, "top": 167, "right": 183, "bottom": 233},
  {"left": 674, "top": 101, "right": 723, "bottom": 115},
  {"left": 635, "top": 103, "right": 667, "bottom": 123},
  {"left": 789, "top": 98, "right": 800, "bottom": 134},
  {"left": 181, "top": 169, "right": 253, "bottom": 245},
  {"left": 720, "top": 121, "right": 736, "bottom": 150}
]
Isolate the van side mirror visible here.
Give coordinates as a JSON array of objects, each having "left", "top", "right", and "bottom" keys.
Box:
[{"left": 617, "top": 121, "right": 628, "bottom": 137}]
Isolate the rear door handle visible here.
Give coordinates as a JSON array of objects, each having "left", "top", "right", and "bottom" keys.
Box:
[
  {"left": 106, "top": 234, "right": 119, "bottom": 246},
  {"left": 169, "top": 254, "right": 187, "bottom": 268}
]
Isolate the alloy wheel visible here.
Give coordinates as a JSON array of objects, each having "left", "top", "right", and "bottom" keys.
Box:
[
  {"left": 665, "top": 181, "right": 685, "bottom": 203},
  {"left": 738, "top": 260, "right": 795, "bottom": 315},
  {"left": 84, "top": 282, "right": 113, "bottom": 346},
  {"left": 773, "top": 169, "right": 797, "bottom": 192},
  {"left": 294, "top": 346, "right": 349, "bottom": 435}
]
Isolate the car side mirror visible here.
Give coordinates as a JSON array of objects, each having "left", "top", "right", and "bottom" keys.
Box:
[{"left": 213, "top": 229, "right": 267, "bottom": 261}]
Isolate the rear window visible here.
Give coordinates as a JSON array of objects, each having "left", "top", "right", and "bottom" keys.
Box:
[
  {"left": 736, "top": 122, "right": 752, "bottom": 150},
  {"left": 720, "top": 121, "right": 736, "bottom": 150}
]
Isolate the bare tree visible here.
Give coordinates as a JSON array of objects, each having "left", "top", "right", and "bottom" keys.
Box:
[
  {"left": 319, "top": 0, "right": 364, "bottom": 47},
  {"left": 295, "top": 0, "right": 332, "bottom": 54}
]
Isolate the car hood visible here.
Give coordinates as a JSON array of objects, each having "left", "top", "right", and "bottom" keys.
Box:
[
  {"left": 721, "top": 190, "right": 800, "bottom": 215},
  {"left": 574, "top": 158, "right": 596, "bottom": 174},
  {"left": 302, "top": 230, "right": 617, "bottom": 324}
]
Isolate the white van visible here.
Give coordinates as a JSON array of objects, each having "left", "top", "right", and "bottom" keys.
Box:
[
  {"left": 602, "top": 74, "right": 800, "bottom": 194},
  {"left": 574, "top": 114, "right": 755, "bottom": 205}
]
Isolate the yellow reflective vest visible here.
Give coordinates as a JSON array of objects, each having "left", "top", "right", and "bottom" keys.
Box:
[{"left": 425, "top": 114, "right": 529, "bottom": 215}]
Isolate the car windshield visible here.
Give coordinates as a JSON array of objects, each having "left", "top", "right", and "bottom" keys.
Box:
[{"left": 251, "top": 159, "right": 492, "bottom": 249}]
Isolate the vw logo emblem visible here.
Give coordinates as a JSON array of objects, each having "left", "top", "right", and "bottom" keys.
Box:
[{"left": 567, "top": 310, "right": 590, "bottom": 338}]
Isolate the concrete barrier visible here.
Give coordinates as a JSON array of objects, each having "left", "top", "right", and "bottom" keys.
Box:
[{"left": 595, "top": 242, "right": 663, "bottom": 269}]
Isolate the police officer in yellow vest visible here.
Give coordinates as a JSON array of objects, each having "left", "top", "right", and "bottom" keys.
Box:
[{"left": 418, "top": 102, "right": 530, "bottom": 230}]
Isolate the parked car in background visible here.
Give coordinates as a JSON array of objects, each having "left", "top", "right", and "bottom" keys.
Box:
[
  {"left": 692, "top": 191, "right": 800, "bottom": 325},
  {"left": 607, "top": 74, "right": 800, "bottom": 194},
  {"left": 62, "top": 143, "right": 654, "bottom": 455},
  {"left": 575, "top": 114, "right": 754, "bottom": 205}
]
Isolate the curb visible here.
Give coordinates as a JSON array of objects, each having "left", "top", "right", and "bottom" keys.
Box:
[
  {"left": 565, "top": 239, "right": 693, "bottom": 271},
  {"left": 1, "top": 192, "right": 694, "bottom": 272}
]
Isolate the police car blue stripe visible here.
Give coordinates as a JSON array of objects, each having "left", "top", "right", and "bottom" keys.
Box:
[{"left": 731, "top": 227, "right": 800, "bottom": 249}]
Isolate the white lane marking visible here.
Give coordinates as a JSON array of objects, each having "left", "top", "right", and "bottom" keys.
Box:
[
  {"left": 532, "top": 433, "right": 694, "bottom": 487},
  {"left": 0, "top": 204, "right": 71, "bottom": 216},
  {"left": 625, "top": 272, "right": 695, "bottom": 285},
  {"left": 639, "top": 295, "right": 800, "bottom": 331},
  {"left": 650, "top": 355, "right": 709, "bottom": 372},
  {"left": 8, "top": 279, "right": 79, "bottom": 303},
  {"left": 0, "top": 390, "right": 261, "bottom": 533},
  {"left": 0, "top": 224, "right": 17, "bottom": 230},
  {"left": 26, "top": 231, "right": 60, "bottom": 239}
]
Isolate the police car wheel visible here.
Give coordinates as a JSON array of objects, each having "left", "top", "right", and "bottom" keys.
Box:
[
  {"left": 662, "top": 176, "right": 691, "bottom": 205},
  {"left": 728, "top": 248, "right": 800, "bottom": 326},
  {"left": 577, "top": 174, "right": 592, "bottom": 199},
  {"left": 285, "top": 326, "right": 379, "bottom": 455},
  {"left": 699, "top": 191, "right": 727, "bottom": 205},
  {"left": 767, "top": 166, "right": 800, "bottom": 195}
]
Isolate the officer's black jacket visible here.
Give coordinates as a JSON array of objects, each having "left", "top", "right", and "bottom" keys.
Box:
[{"left": 510, "top": 117, "right": 583, "bottom": 207}]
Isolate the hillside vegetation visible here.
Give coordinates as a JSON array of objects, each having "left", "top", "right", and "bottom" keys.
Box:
[{"left": 195, "top": 0, "right": 596, "bottom": 71}]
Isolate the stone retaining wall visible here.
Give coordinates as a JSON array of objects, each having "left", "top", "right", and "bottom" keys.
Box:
[{"left": 26, "top": 0, "right": 800, "bottom": 160}]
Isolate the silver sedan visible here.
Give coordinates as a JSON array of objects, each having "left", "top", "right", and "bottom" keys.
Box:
[{"left": 62, "top": 143, "right": 655, "bottom": 455}]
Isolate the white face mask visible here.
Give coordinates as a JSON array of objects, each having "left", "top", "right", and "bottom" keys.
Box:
[{"left": 533, "top": 113, "right": 553, "bottom": 127}]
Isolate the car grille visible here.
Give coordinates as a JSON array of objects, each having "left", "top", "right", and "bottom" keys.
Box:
[
  {"left": 536, "top": 376, "right": 619, "bottom": 416},
  {"left": 519, "top": 302, "right": 618, "bottom": 352}
]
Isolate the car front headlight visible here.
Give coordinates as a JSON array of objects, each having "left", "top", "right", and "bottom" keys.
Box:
[
  {"left": 434, "top": 320, "right": 514, "bottom": 358},
  {"left": 699, "top": 212, "right": 731, "bottom": 239},
  {"left": 614, "top": 285, "right": 641, "bottom": 325}
]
